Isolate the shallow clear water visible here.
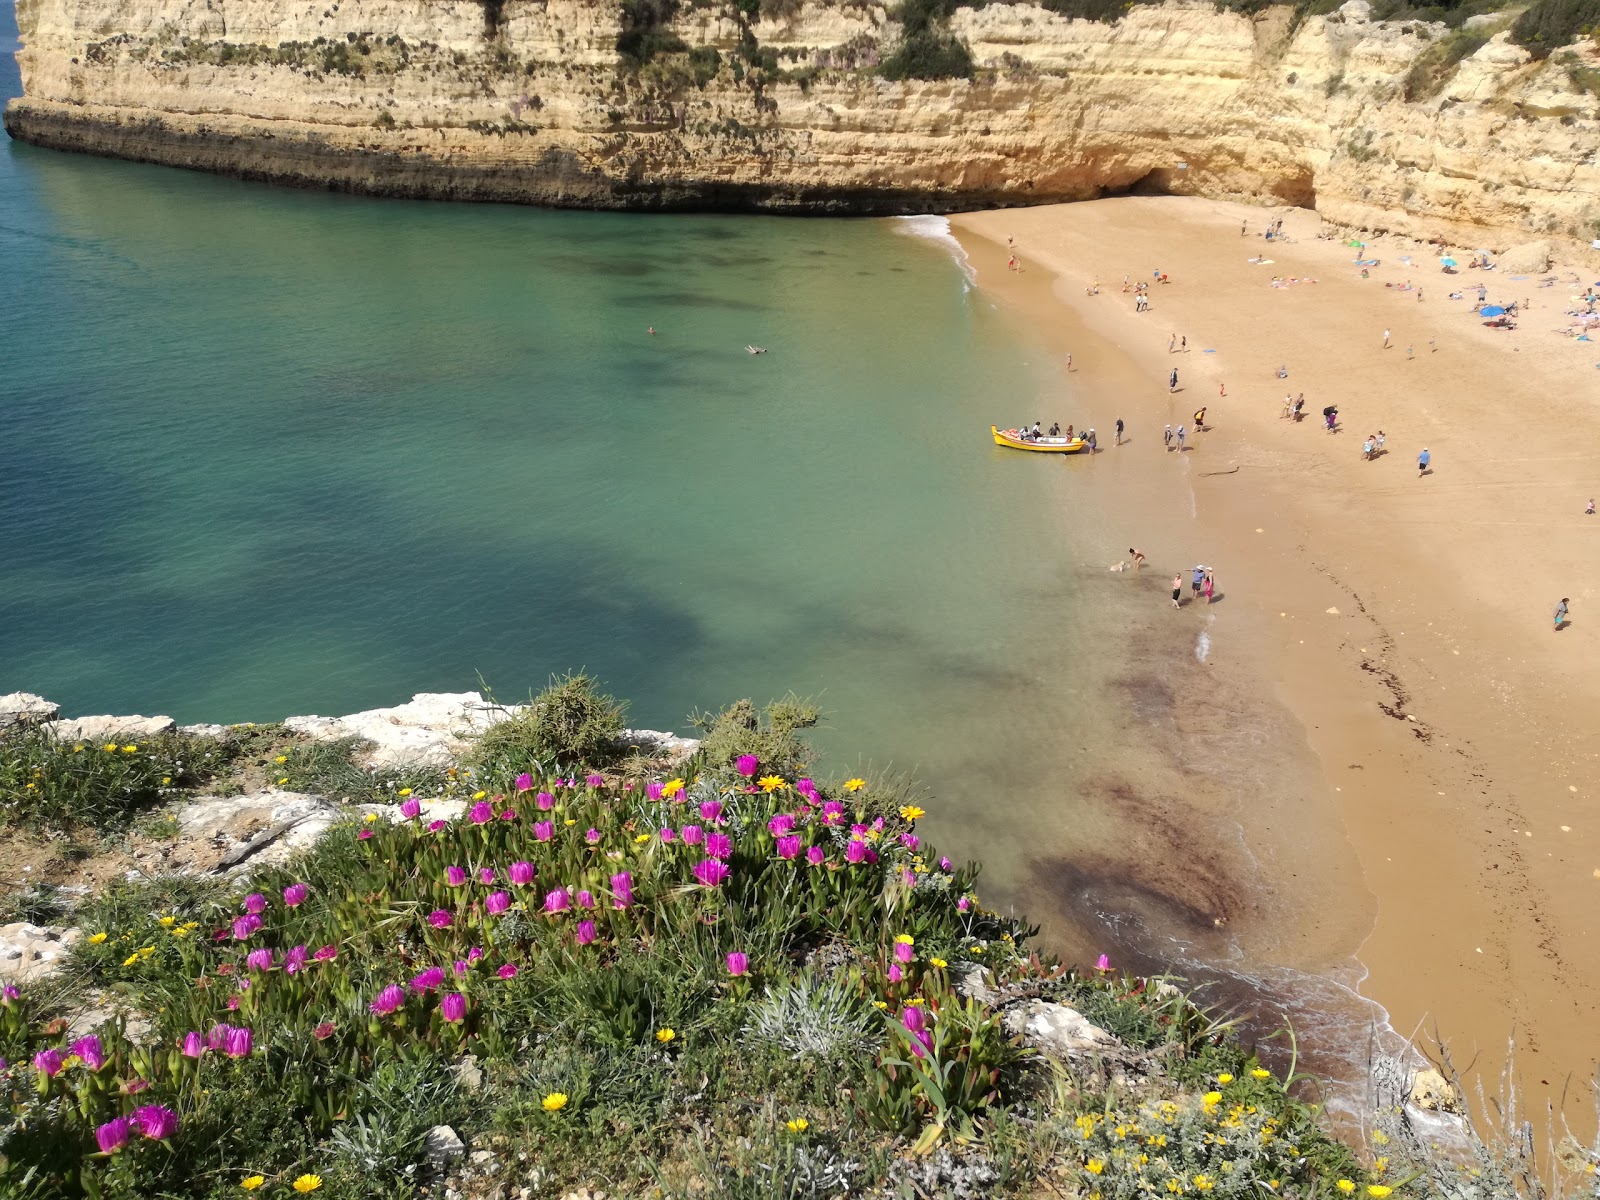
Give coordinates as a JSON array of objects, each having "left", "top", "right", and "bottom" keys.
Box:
[{"left": 0, "top": 9, "right": 1074, "bottom": 778}]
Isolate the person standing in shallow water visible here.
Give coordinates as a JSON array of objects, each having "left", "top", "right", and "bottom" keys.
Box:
[
  {"left": 1169, "top": 368, "right": 1179, "bottom": 393},
  {"left": 1554, "top": 597, "right": 1569, "bottom": 629},
  {"left": 1130, "top": 548, "right": 1145, "bottom": 571},
  {"left": 1164, "top": 425, "right": 1174, "bottom": 450},
  {"left": 1115, "top": 417, "right": 1125, "bottom": 445},
  {"left": 1172, "top": 574, "right": 1183, "bottom": 609}
]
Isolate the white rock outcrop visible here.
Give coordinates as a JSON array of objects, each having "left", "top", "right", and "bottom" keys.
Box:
[
  {"left": 0, "top": 693, "right": 59, "bottom": 728},
  {"left": 0, "top": 922, "right": 82, "bottom": 986},
  {"left": 1002, "top": 1000, "right": 1120, "bottom": 1055}
]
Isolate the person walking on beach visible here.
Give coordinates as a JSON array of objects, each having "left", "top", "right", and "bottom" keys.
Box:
[
  {"left": 1164, "top": 424, "right": 1174, "bottom": 450},
  {"left": 1554, "top": 597, "right": 1570, "bottom": 630},
  {"left": 1376, "top": 430, "right": 1386, "bottom": 454},
  {"left": 1418, "top": 447, "right": 1431, "bottom": 475},
  {"left": 1169, "top": 368, "right": 1179, "bottom": 393},
  {"left": 1168, "top": 334, "right": 1177, "bottom": 353},
  {"left": 1192, "top": 406, "right": 1207, "bottom": 430},
  {"left": 1172, "top": 574, "right": 1183, "bottom": 609},
  {"left": 1130, "top": 547, "right": 1145, "bottom": 571},
  {"left": 1064, "top": 352, "right": 1073, "bottom": 372},
  {"left": 1191, "top": 565, "right": 1206, "bottom": 600},
  {"left": 1203, "top": 568, "right": 1215, "bottom": 604},
  {"left": 1382, "top": 328, "right": 1391, "bottom": 349},
  {"left": 1587, "top": 498, "right": 1596, "bottom": 515},
  {"left": 1115, "top": 417, "right": 1124, "bottom": 445},
  {"left": 1363, "top": 434, "right": 1375, "bottom": 460},
  {"left": 1176, "top": 425, "right": 1187, "bottom": 450}
]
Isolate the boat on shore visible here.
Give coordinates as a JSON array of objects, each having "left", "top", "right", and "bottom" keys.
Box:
[{"left": 991, "top": 425, "right": 1089, "bottom": 454}]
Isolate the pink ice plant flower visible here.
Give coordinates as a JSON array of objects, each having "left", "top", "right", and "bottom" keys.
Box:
[
  {"left": 543, "top": 888, "right": 571, "bottom": 914},
  {"left": 705, "top": 832, "right": 733, "bottom": 860},
  {"left": 68, "top": 1035, "right": 106, "bottom": 1071},
  {"left": 821, "top": 801, "right": 845, "bottom": 824},
  {"left": 284, "top": 945, "right": 309, "bottom": 974},
  {"left": 133, "top": 1104, "right": 180, "bottom": 1140},
  {"left": 901, "top": 1006, "right": 933, "bottom": 1058},
  {"left": 515, "top": 772, "right": 534, "bottom": 792},
  {"left": 693, "top": 858, "right": 730, "bottom": 888},
  {"left": 680, "top": 825, "right": 703, "bottom": 847},
  {"left": 533, "top": 821, "right": 554, "bottom": 842},
  {"left": 411, "top": 967, "right": 446, "bottom": 991},
  {"left": 576, "top": 890, "right": 596, "bottom": 909},
  {"left": 32, "top": 1048, "right": 63, "bottom": 1078},
  {"left": 726, "top": 952, "right": 749, "bottom": 977},
  {"left": 231, "top": 914, "right": 262, "bottom": 941},
  {"left": 846, "top": 840, "right": 868, "bottom": 864},
  {"left": 736, "top": 754, "right": 760, "bottom": 777},
  {"left": 96, "top": 1116, "right": 132, "bottom": 1154},
  {"left": 768, "top": 813, "right": 795, "bottom": 836},
  {"left": 646, "top": 781, "right": 665, "bottom": 800},
  {"left": 313, "top": 945, "right": 338, "bottom": 961},
  {"left": 901, "top": 834, "right": 919, "bottom": 851},
  {"left": 445, "top": 866, "right": 468, "bottom": 887},
  {"left": 893, "top": 940, "right": 915, "bottom": 965},
  {"left": 479, "top": 867, "right": 496, "bottom": 884},
  {"left": 180, "top": 1032, "right": 205, "bottom": 1059},
  {"left": 806, "top": 846, "right": 826, "bottom": 867},
  {"left": 497, "top": 963, "right": 518, "bottom": 979},
  {"left": 508, "top": 860, "right": 535, "bottom": 885},
  {"left": 1095, "top": 954, "right": 1112, "bottom": 972},
  {"left": 400, "top": 797, "right": 423, "bottom": 820},
  {"left": 610, "top": 871, "right": 634, "bottom": 908},
  {"left": 441, "top": 993, "right": 467, "bottom": 1023},
  {"left": 369, "top": 986, "right": 406, "bottom": 1016},
  {"left": 470, "top": 801, "right": 494, "bottom": 824},
  {"left": 224, "top": 1026, "right": 253, "bottom": 1059},
  {"left": 575, "top": 920, "right": 598, "bottom": 946},
  {"left": 699, "top": 800, "right": 723, "bottom": 823},
  {"left": 585, "top": 828, "right": 601, "bottom": 844},
  {"left": 486, "top": 891, "right": 512, "bottom": 915},
  {"left": 586, "top": 773, "right": 605, "bottom": 788},
  {"left": 775, "top": 834, "right": 802, "bottom": 860},
  {"left": 358, "top": 827, "right": 375, "bottom": 840},
  {"left": 245, "top": 949, "right": 273, "bottom": 972},
  {"left": 243, "top": 893, "right": 267, "bottom": 915},
  {"left": 283, "top": 883, "right": 310, "bottom": 907},
  {"left": 428, "top": 910, "right": 453, "bottom": 928},
  {"left": 426, "top": 820, "right": 445, "bottom": 833},
  {"left": 536, "top": 791, "right": 555, "bottom": 810},
  {"left": 888, "top": 964, "right": 904, "bottom": 983},
  {"left": 659, "top": 827, "right": 676, "bottom": 843},
  {"left": 957, "top": 896, "right": 972, "bottom": 913}
]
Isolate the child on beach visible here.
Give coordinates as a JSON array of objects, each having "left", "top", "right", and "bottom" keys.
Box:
[{"left": 1587, "top": 499, "right": 1596, "bottom": 515}]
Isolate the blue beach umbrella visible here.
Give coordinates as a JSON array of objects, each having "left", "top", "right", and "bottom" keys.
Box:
[
  {"left": 1441, "top": 256, "right": 1457, "bottom": 267},
  {"left": 1480, "top": 305, "right": 1507, "bottom": 316}
]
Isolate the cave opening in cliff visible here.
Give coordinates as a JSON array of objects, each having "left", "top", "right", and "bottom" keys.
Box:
[{"left": 1097, "top": 169, "right": 1175, "bottom": 199}]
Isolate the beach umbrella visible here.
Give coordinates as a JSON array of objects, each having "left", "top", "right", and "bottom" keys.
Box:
[
  {"left": 1441, "top": 256, "right": 1457, "bottom": 267},
  {"left": 1480, "top": 305, "right": 1506, "bottom": 316}
]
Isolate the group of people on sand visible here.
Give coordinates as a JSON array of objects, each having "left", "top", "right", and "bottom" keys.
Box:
[
  {"left": 1170, "top": 564, "right": 1216, "bottom": 608},
  {"left": 1361, "top": 431, "right": 1388, "bottom": 460},
  {"left": 1121, "top": 551, "right": 1217, "bottom": 609}
]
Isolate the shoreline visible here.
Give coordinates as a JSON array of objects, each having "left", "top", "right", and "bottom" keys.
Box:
[{"left": 947, "top": 197, "right": 1600, "bottom": 1134}]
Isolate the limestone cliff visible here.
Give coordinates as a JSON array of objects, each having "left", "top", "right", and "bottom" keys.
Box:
[{"left": 5, "top": 0, "right": 1600, "bottom": 245}]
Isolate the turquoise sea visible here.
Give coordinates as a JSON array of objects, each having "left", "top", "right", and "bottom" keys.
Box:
[{"left": 0, "top": 4, "right": 1080, "bottom": 787}]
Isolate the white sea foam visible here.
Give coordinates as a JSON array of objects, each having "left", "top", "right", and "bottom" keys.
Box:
[
  {"left": 1195, "top": 629, "right": 1211, "bottom": 662},
  {"left": 892, "top": 215, "right": 977, "bottom": 289}
]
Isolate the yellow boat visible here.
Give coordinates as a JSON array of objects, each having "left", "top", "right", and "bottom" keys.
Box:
[{"left": 991, "top": 425, "right": 1090, "bottom": 454}]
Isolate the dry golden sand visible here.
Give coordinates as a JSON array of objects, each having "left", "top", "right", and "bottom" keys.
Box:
[{"left": 952, "top": 197, "right": 1600, "bottom": 1129}]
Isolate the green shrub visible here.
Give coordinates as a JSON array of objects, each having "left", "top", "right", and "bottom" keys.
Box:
[
  {"left": 688, "top": 44, "right": 722, "bottom": 85},
  {"left": 618, "top": 0, "right": 689, "bottom": 64},
  {"left": 1511, "top": 0, "right": 1600, "bottom": 57},
  {"left": 0, "top": 728, "right": 232, "bottom": 832},
  {"left": 469, "top": 673, "right": 628, "bottom": 779},
  {"left": 1402, "top": 27, "right": 1488, "bottom": 99},
  {"left": 274, "top": 735, "right": 449, "bottom": 804},
  {"left": 687, "top": 696, "right": 820, "bottom": 778},
  {"left": 882, "top": 28, "right": 974, "bottom": 79}
]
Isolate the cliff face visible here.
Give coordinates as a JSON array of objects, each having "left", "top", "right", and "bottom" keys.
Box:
[{"left": 5, "top": 0, "right": 1600, "bottom": 244}]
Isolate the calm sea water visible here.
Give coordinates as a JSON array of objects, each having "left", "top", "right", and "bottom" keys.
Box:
[{"left": 0, "top": 6, "right": 1078, "bottom": 780}]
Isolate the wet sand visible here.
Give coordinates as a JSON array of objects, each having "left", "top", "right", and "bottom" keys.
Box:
[{"left": 950, "top": 198, "right": 1600, "bottom": 1135}]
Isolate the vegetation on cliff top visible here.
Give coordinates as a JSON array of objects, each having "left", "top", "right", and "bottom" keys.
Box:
[{"left": 0, "top": 681, "right": 1419, "bottom": 1199}]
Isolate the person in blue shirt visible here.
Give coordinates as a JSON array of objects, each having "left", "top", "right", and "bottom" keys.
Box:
[{"left": 1418, "top": 447, "right": 1431, "bottom": 475}]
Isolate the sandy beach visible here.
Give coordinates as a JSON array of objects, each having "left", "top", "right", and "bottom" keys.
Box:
[{"left": 951, "top": 198, "right": 1600, "bottom": 1136}]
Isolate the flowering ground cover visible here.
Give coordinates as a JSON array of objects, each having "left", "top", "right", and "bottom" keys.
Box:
[{"left": 0, "top": 692, "right": 1411, "bottom": 1199}]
